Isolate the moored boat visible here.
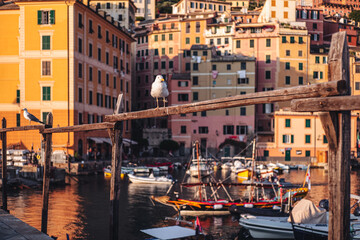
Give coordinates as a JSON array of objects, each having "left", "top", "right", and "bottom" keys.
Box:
[{"left": 127, "top": 174, "right": 173, "bottom": 184}]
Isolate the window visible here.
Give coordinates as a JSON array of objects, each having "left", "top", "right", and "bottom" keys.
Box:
[
  {"left": 299, "top": 37, "right": 303, "bottom": 44},
  {"left": 271, "top": 0, "right": 275, "bottom": 6},
  {"left": 223, "top": 125, "right": 234, "bottom": 135},
  {"left": 185, "top": 63, "right": 190, "bottom": 71},
  {"left": 105, "top": 52, "right": 109, "bottom": 65},
  {"left": 193, "top": 76, "right": 198, "bottom": 85},
  {"left": 266, "top": 55, "right": 271, "bottom": 64},
  {"left": 98, "top": 70, "right": 101, "bottom": 83},
  {"left": 161, "top": 34, "right": 165, "bottom": 41},
  {"left": 42, "top": 86, "right": 51, "bottom": 101},
  {"left": 181, "top": 126, "right": 187, "bottom": 134},
  {"left": 193, "top": 63, "right": 199, "bottom": 71},
  {"left": 240, "top": 107, "right": 246, "bottom": 116},
  {"left": 42, "top": 112, "right": 50, "bottom": 123},
  {"left": 89, "top": 43, "right": 93, "bottom": 57},
  {"left": 290, "top": 36, "right": 295, "bottom": 43},
  {"left": 238, "top": 78, "right": 249, "bottom": 84},
  {"left": 299, "top": 76, "right": 303, "bottom": 85},
  {"left": 356, "top": 82, "right": 360, "bottom": 90},
  {"left": 169, "top": 61, "right": 173, "bottom": 68},
  {"left": 78, "top": 38, "right": 83, "bottom": 53},
  {"left": 203, "top": 51, "right": 207, "bottom": 56},
  {"left": 299, "top": 62, "right": 303, "bottom": 70},
  {"left": 285, "top": 119, "right": 291, "bottom": 127},
  {"left": 199, "top": 127, "right": 208, "bottom": 134},
  {"left": 89, "top": 90, "right": 93, "bottom": 104},
  {"left": 16, "top": 113, "right": 20, "bottom": 127},
  {"left": 286, "top": 50, "right": 290, "bottom": 56},
  {"left": 265, "top": 71, "right": 271, "bottom": 79},
  {"left": 285, "top": 76, "right": 290, "bottom": 85},
  {"left": 78, "top": 13, "right": 83, "bottom": 28},
  {"left": 161, "top": 48, "right": 165, "bottom": 55},
  {"left": 78, "top": 63, "right": 83, "bottom": 78},
  {"left": 186, "top": 38, "right": 190, "bottom": 44},
  {"left": 227, "top": 64, "right": 231, "bottom": 70},
  {"left": 305, "top": 119, "right": 311, "bottom": 128},
  {"left": 42, "top": 36, "right": 51, "bottom": 50},
  {"left": 154, "top": 62, "right": 158, "bottom": 69},
  {"left": 313, "top": 71, "right": 319, "bottom": 79},
  {"left": 241, "top": 62, "right": 246, "bottom": 70},
  {"left": 313, "top": 23, "right": 317, "bottom": 30},
  {"left": 305, "top": 150, "right": 310, "bottom": 157},
  {"left": 236, "top": 40, "right": 241, "bottom": 48},
  {"left": 161, "top": 61, "right": 166, "bottom": 69},
  {"left": 42, "top": 61, "right": 51, "bottom": 76},
  {"left": 196, "top": 37, "right": 200, "bottom": 44},
  {"left": 282, "top": 134, "right": 294, "bottom": 143},
  {"left": 236, "top": 125, "right": 248, "bottom": 135},
  {"left": 106, "top": 74, "right": 109, "bottom": 86},
  {"left": 266, "top": 39, "right": 271, "bottom": 47},
  {"left": 271, "top": 11, "right": 276, "bottom": 18},
  {"left": 298, "top": 50, "right": 302, "bottom": 57},
  {"left": 78, "top": 113, "right": 83, "bottom": 125},
  {"left": 264, "top": 150, "right": 269, "bottom": 157},
  {"left": 284, "top": 11, "right": 288, "bottom": 19},
  {"left": 178, "top": 94, "right": 189, "bottom": 101},
  {"left": 315, "top": 56, "right": 320, "bottom": 63},
  {"left": 323, "top": 57, "right": 327, "bottom": 64},
  {"left": 154, "top": 49, "right": 158, "bottom": 56},
  {"left": 284, "top": 1, "right": 288, "bottom": 7},
  {"left": 78, "top": 88, "right": 82, "bottom": 103},
  {"left": 323, "top": 135, "right": 328, "bottom": 144},
  {"left": 37, "top": 10, "right": 55, "bottom": 25},
  {"left": 305, "top": 135, "right": 311, "bottom": 143},
  {"left": 154, "top": 35, "right": 158, "bottom": 41},
  {"left": 285, "top": 62, "right": 290, "bottom": 70},
  {"left": 201, "top": 111, "right": 206, "bottom": 117},
  {"left": 193, "top": 92, "right": 198, "bottom": 101},
  {"left": 250, "top": 39, "right": 254, "bottom": 48},
  {"left": 16, "top": 90, "right": 20, "bottom": 103},
  {"left": 98, "top": 25, "right": 102, "bottom": 39},
  {"left": 169, "top": 34, "right": 173, "bottom": 41},
  {"left": 282, "top": 36, "right": 286, "bottom": 43},
  {"left": 98, "top": 48, "right": 101, "bottom": 61}
]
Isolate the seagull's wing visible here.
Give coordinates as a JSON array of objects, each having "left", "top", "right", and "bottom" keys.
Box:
[{"left": 26, "top": 112, "right": 45, "bottom": 124}]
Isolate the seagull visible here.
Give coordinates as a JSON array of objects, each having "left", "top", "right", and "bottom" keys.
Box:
[
  {"left": 22, "top": 108, "right": 45, "bottom": 124},
  {"left": 151, "top": 75, "right": 169, "bottom": 109}
]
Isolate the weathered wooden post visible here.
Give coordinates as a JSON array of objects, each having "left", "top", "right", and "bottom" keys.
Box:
[
  {"left": 108, "top": 95, "right": 123, "bottom": 240},
  {"left": 1, "top": 118, "right": 7, "bottom": 212},
  {"left": 321, "top": 32, "right": 350, "bottom": 240},
  {"left": 41, "top": 113, "right": 53, "bottom": 234}
]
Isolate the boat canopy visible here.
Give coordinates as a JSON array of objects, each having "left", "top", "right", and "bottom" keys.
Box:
[
  {"left": 289, "top": 199, "right": 327, "bottom": 224},
  {"left": 141, "top": 226, "right": 196, "bottom": 240}
]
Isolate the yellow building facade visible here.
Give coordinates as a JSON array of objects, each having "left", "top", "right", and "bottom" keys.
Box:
[{"left": 0, "top": 0, "right": 134, "bottom": 157}]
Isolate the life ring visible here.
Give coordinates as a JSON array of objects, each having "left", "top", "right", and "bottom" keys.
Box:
[{"left": 36, "top": 155, "right": 41, "bottom": 160}]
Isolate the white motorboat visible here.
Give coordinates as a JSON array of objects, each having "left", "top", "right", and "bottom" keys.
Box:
[
  {"left": 187, "top": 159, "right": 213, "bottom": 178},
  {"left": 276, "top": 162, "right": 290, "bottom": 170},
  {"left": 127, "top": 174, "right": 173, "bottom": 184},
  {"left": 240, "top": 214, "right": 294, "bottom": 239}
]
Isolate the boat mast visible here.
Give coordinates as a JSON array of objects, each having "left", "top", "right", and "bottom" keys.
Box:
[
  {"left": 250, "top": 138, "right": 256, "bottom": 202},
  {"left": 196, "top": 141, "right": 202, "bottom": 201}
]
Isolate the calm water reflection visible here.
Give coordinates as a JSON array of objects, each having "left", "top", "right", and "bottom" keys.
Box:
[{"left": 3, "top": 168, "right": 360, "bottom": 239}]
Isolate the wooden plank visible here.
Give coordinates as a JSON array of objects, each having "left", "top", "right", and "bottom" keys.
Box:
[
  {"left": 319, "top": 113, "right": 338, "bottom": 150},
  {"left": 326, "top": 31, "right": 351, "bottom": 240},
  {"left": 1, "top": 118, "right": 7, "bottom": 212},
  {"left": 42, "top": 122, "right": 115, "bottom": 134},
  {"left": 105, "top": 80, "right": 346, "bottom": 122},
  {"left": 41, "top": 113, "right": 53, "bottom": 234},
  {"left": 291, "top": 95, "right": 360, "bottom": 112},
  {"left": 0, "top": 125, "right": 44, "bottom": 133},
  {"left": 109, "top": 94, "right": 123, "bottom": 240}
]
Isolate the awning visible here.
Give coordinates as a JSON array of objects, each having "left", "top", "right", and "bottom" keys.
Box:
[{"left": 88, "top": 137, "right": 112, "bottom": 145}]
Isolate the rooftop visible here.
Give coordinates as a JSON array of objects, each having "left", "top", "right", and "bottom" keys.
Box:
[{"left": 0, "top": 1, "right": 19, "bottom": 10}]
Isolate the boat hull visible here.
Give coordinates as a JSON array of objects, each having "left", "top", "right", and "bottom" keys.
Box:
[
  {"left": 128, "top": 174, "right": 172, "bottom": 184},
  {"left": 293, "top": 224, "right": 327, "bottom": 240}
]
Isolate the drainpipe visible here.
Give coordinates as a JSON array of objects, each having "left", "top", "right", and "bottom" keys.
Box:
[{"left": 66, "top": 1, "right": 70, "bottom": 153}]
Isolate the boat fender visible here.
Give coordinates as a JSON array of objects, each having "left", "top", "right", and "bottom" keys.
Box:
[
  {"left": 244, "top": 204, "right": 254, "bottom": 208},
  {"left": 272, "top": 205, "right": 281, "bottom": 210},
  {"left": 213, "top": 204, "right": 223, "bottom": 210}
]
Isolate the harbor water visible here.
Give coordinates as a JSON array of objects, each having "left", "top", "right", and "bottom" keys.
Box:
[{"left": 2, "top": 168, "right": 360, "bottom": 239}]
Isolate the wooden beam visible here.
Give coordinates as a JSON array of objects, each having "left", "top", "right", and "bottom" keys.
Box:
[
  {"left": 291, "top": 95, "right": 360, "bottom": 112},
  {"left": 41, "top": 113, "right": 53, "bottom": 234},
  {"left": 42, "top": 122, "right": 115, "bottom": 134},
  {"left": 319, "top": 112, "right": 338, "bottom": 150},
  {"left": 109, "top": 95, "right": 123, "bottom": 240},
  {"left": 1, "top": 118, "right": 7, "bottom": 212},
  {"left": 0, "top": 125, "right": 44, "bottom": 133},
  {"left": 326, "top": 31, "right": 351, "bottom": 240},
  {"left": 104, "top": 80, "right": 346, "bottom": 122}
]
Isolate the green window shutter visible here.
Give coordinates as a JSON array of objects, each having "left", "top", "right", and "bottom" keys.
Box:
[
  {"left": 305, "top": 135, "right": 311, "bottom": 143},
  {"left": 16, "top": 89, "right": 20, "bottom": 103},
  {"left": 264, "top": 150, "right": 269, "bottom": 157},
  {"left": 42, "top": 112, "right": 49, "bottom": 122},
  {"left": 320, "top": 71, "right": 323, "bottom": 79},
  {"left": 282, "top": 135, "right": 286, "bottom": 143},
  {"left": 291, "top": 135, "right": 294, "bottom": 143},
  {"left": 37, "top": 10, "right": 42, "bottom": 24},
  {"left": 42, "top": 36, "right": 50, "bottom": 50},
  {"left": 285, "top": 119, "right": 290, "bottom": 127},
  {"left": 305, "top": 119, "right": 311, "bottom": 127},
  {"left": 16, "top": 113, "right": 20, "bottom": 127},
  {"left": 42, "top": 86, "right": 50, "bottom": 101},
  {"left": 323, "top": 135, "right": 328, "bottom": 143},
  {"left": 50, "top": 10, "right": 55, "bottom": 24}
]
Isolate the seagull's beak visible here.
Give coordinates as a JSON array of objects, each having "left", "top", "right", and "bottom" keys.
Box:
[{"left": 161, "top": 79, "right": 165, "bottom": 82}]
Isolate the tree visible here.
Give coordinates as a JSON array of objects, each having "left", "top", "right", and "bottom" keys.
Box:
[
  {"left": 349, "top": 11, "right": 360, "bottom": 23},
  {"left": 159, "top": 140, "right": 179, "bottom": 153}
]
